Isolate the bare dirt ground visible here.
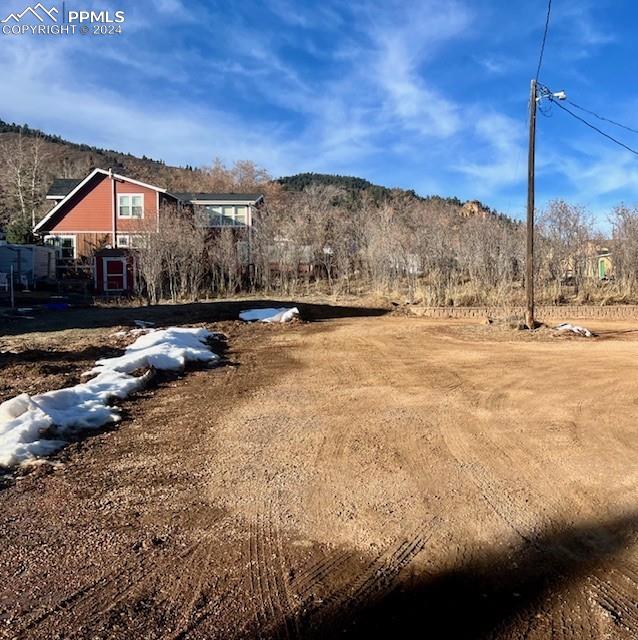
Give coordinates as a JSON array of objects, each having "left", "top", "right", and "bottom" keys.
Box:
[{"left": 1, "top": 312, "right": 638, "bottom": 639}]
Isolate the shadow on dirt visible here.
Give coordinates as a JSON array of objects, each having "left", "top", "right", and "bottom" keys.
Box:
[
  {"left": 1, "top": 326, "right": 232, "bottom": 371},
  {"left": 268, "top": 512, "right": 638, "bottom": 639},
  {"left": 1, "top": 300, "right": 389, "bottom": 336},
  {"left": 0, "top": 345, "right": 123, "bottom": 367},
  {"left": 594, "top": 327, "right": 638, "bottom": 340}
]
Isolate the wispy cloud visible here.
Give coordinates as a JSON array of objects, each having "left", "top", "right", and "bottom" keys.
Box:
[
  {"left": 0, "top": 0, "right": 634, "bottom": 225},
  {"left": 455, "top": 111, "right": 527, "bottom": 194},
  {"left": 551, "top": 148, "right": 638, "bottom": 199},
  {"left": 558, "top": 3, "right": 615, "bottom": 47},
  {"left": 0, "top": 35, "right": 291, "bottom": 169},
  {"left": 476, "top": 55, "right": 512, "bottom": 75},
  {"left": 362, "top": 1, "right": 470, "bottom": 137},
  {"left": 155, "top": 0, "right": 187, "bottom": 14}
]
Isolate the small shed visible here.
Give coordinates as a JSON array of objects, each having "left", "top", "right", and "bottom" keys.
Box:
[
  {"left": 0, "top": 243, "right": 57, "bottom": 287},
  {"left": 94, "top": 248, "right": 136, "bottom": 295}
]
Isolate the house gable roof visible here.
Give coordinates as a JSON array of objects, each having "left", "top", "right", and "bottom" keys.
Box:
[
  {"left": 35, "top": 169, "right": 170, "bottom": 233},
  {"left": 174, "top": 192, "right": 264, "bottom": 204},
  {"left": 46, "top": 178, "right": 83, "bottom": 199},
  {"left": 35, "top": 170, "right": 264, "bottom": 234}
]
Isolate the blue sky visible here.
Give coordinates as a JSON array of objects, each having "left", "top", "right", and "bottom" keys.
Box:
[{"left": 0, "top": 0, "right": 636, "bottom": 226}]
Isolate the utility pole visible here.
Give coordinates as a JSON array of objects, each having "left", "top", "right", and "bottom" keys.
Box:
[{"left": 526, "top": 79, "right": 537, "bottom": 330}]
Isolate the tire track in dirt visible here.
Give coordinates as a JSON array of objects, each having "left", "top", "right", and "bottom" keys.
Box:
[
  {"left": 509, "top": 587, "right": 601, "bottom": 640},
  {"left": 11, "top": 542, "right": 196, "bottom": 639},
  {"left": 12, "top": 557, "right": 161, "bottom": 636},
  {"left": 457, "top": 457, "right": 638, "bottom": 638},
  {"left": 351, "top": 332, "right": 475, "bottom": 399},
  {"left": 442, "top": 415, "right": 544, "bottom": 544},
  {"left": 324, "top": 321, "right": 638, "bottom": 638},
  {"left": 559, "top": 587, "right": 601, "bottom": 640},
  {"left": 439, "top": 396, "right": 638, "bottom": 639},
  {"left": 266, "top": 493, "right": 300, "bottom": 639},
  {"left": 246, "top": 491, "right": 298, "bottom": 639},
  {"left": 165, "top": 535, "right": 232, "bottom": 640},
  {"left": 12, "top": 512, "right": 230, "bottom": 640},
  {"left": 439, "top": 367, "right": 585, "bottom": 543},
  {"left": 588, "top": 570, "right": 638, "bottom": 635},
  {"left": 338, "top": 518, "right": 437, "bottom": 605},
  {"left": 290, "top": 518, "right": 438, "bottom": 633},
  {"left": 289, "top": 548, "right": 352, "bottom": 602}
]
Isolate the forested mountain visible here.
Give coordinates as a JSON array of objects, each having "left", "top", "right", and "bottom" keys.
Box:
[
  {"left": 277, "top": 172, "right": 514, "bottom": 224},
  {"left": 0, "top": 119, "right": 204, "bottom": 193},
  {"left": 278, "top": 172, "right": 460, "bottom": 206},
  {"left": 278, "top": 172, "right": 393, "bottom": 200}
]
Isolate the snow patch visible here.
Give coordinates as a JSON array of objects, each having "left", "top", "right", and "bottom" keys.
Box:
[
  {"left": 239, "top": 307, "right": 300, "bottom": 323},
  {"left": 555, "top": 323, "right": 594, "bottom": 338},
  {"left": 111, "top": 327, "right": 153, "bottom": 339},
  {"left": 0, "top": 328, "right": 217, "bottom": 468},
  {"left": 89, "top": 327, "right": 218, "bottom": 375},
  {"left": 134, "top": 320, "right": 155, "bottom": 328}
]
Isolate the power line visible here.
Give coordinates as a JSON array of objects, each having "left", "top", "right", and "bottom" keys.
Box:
[
  {"left": 550, "top": 98, "right": 638, "bottom": 156},
  {"left": 565, "top": 99, "right": 638, "bottom": 136},
  {"left": 535, "top": 0, "right": 552, "bottom": 82}
]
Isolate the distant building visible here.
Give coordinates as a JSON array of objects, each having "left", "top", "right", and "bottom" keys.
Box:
[
  {"left": 594, "top": 244, "right": 613, "bottom": 280},
  {"left": 581, "top": 241, "right": 614, "bottom": 281},
  {"left": 33, "top": 168, "right": 263, "bottom": 294}
]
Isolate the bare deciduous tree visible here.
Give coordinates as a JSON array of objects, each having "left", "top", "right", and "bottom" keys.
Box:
[
  {"left": 538, "top": 200, "right": 594, "bottom": 301},
  {"left": 135, "top": 204, "right": 209, "bottom": 303},
  {"left": 0, "top": 132, "right": 48, "bottom": 241},
  {"left": 609, "top": 204, "right": 638, "bottom": 297}
]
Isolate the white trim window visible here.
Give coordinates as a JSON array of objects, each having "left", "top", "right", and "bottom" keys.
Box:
[
  {"left": 44, "top": 234, "right": 76, "bottom": 260},
  {"left": 116, "top": 234, "right": 147, "bottom": 249},
  {"left": 118, "top": 193, "right": 144, "bottom": 219},
  {"left": 197, "top": 204, "right": 248, "bottom": 227}
]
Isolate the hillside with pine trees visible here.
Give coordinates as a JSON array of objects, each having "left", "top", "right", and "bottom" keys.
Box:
[{"left": 0, "top": 119, "right": 509, "bottom": 242}]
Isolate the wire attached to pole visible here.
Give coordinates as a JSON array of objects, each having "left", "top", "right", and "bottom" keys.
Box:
[
  {"left": 535, "top": 0, "right": 552, "bottom": 83},
  {"left": 565, "top": 100, "right": 638, "bottom": 136},
  {"left": 550, "top": 99, "right": 638, "bottom": 156}
]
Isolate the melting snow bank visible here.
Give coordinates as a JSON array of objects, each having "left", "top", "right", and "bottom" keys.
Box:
[
  {"left": 0, "top": 371, "right": 150, "bottom": 467},
  {"left": 0, "top": 328, "right": 218, "bottom": 468},
  {"left": 555, "top": 323, "right": 594, "bottom": 338},
  {"left": 239, "top": 307, "right": 300, "bottom": 323},
  {"left": 89, "top": 327, "right": 218, "bottom": 375}
]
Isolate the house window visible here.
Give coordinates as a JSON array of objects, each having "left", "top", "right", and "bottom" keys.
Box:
[
  {"left": 116, "top": 234, "right": 146, "bottom": 248},
  {"left": 198, "top": 205, "right": 221, "bottom": 227},
  {"left": 221, "top": 206, "right": 235, "bottom": 226},
  {"left": 235, "top": 206, "right": 248, "bottom": 225},
  {"left": 118, "top": 194, "right": 144, "bottom": 218},
  {"left": 196, "top": 205, "right": 249, "bottom": 227},
  {"left": 44, "top": 235, "right": 76, "bottom": 260}
]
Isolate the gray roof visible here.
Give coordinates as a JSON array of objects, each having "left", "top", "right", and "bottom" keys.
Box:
[
  {"left": 46, "top": 178, "right": 264, "bottom": 203},
  {"left": 174, "top": 192, "right": 264, "bottom": 202},
  {"left": 46, "top": 178, "right": 83, "bottom": 197}
]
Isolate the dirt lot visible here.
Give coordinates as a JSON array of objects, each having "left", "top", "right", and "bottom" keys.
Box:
[{"left": 1, "top": 310, "right": 638, "bottom": 639}]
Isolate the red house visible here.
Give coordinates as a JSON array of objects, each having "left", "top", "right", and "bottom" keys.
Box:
[{"left": 34, "top": 168, "right": 263, "bottom": 294}]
